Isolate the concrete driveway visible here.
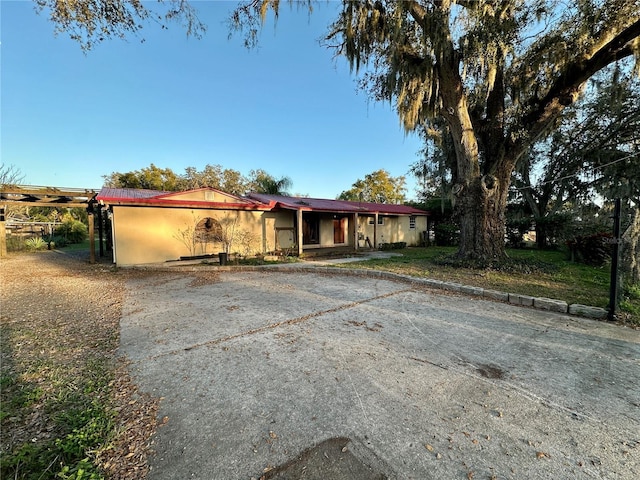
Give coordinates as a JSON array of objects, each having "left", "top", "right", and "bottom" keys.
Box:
[{"left": 119, "top": 269, "right": 640, "bottom": 479}]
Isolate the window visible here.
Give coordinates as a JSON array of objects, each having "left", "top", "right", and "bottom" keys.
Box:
[
  {"left": 409, "top": 216, "right": 416, "bottom": 229},
  {"left": 368, "top": 216, "right": 384, "bottom": 225}
]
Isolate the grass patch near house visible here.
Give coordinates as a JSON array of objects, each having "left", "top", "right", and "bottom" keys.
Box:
[
  {"left": 336, "top": 247, "right": 639, "bottom": 326},
  {"left": 56, "top": 238, "right": 100, "bottom": 252}
]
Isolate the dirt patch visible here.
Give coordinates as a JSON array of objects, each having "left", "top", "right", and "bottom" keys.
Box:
[
  {"left": 260, "top": 437, "right": 388, "bottom": 480},
  {"left": 475, "top": 363, "right": 505, "bottom": 379}
]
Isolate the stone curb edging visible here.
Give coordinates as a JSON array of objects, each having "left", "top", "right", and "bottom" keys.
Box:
[{"left": 132, "top": 262, "right": 609, "bottom": 321}]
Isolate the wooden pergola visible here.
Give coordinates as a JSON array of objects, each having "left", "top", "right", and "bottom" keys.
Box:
[{"left": 0, "top": 185, "right": 100, "bottom": 261}]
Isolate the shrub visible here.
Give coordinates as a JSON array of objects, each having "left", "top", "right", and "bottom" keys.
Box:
[
  {"left": 434, "top": 223, "right": 458, "bottom": 246},
  {"left": 6, "top": 236, "right": 27, "bottom": 252},
  {"left": 25, "top": 237, "right": 47, "bottom": 251},
  {"left": 506, "top": 218, "right": 532, "bottom": 248},
  {"left": 379, "top": 242, "right": 407, "bottom": 250},
  {"left": 566, "top": 232, "right": 612, "bottom": 266},
  {"left": 56, "top": 219, "right": 88, "bottom": 244},
  {"left": 50, "top": 235, "right": 68, "bottom": 248}
]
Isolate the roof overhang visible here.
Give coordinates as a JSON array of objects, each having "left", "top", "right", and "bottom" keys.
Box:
[{"left": 101, "top": 198, "right": 274, "bottom": 210}]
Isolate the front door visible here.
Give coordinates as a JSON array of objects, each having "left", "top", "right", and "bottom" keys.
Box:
[
  {"left": 303, "top": 214, "right": 320, "bottom": 245},
  {"left": 333, "top": 218, "right": 345, "bottom": 244}
]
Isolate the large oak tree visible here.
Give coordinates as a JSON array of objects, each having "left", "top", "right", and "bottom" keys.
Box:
[{"left": 233, "top": 0, "right": 640, "bottom": 260}]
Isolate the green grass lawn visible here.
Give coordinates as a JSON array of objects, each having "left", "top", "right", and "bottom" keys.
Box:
[
  {"left": 57, "top": 238, "right": 101, "bottom": 252},
  {"left": 336, "top": 247, "right": 639, "bottom": 326}
]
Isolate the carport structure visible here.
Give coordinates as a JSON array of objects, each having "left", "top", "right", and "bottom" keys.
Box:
[{"left": 0, "top": 185, "right": 100, "bottom": 260}]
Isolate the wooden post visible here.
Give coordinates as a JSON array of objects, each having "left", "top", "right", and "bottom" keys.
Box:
[
  {"left": 354, "top": 213, "right": 359, "bottom": 251},
  {"left": 297, "top": 209, "right": 303, "bottom": 257},
  {"left": 0, "top": 206, "right": 6, "bottom": 258},
  {"left": 88, "top": 212, "right": 95, "bottom": 264},
  {"left": 97, "top": 205, "right": 104, "bottom": 257},
  {"left": 374, "top": 213, "right": 379, "bottom": 249}
]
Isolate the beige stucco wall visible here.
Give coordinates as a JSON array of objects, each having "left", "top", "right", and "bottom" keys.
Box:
[
  {"left": 268, "top": 211, "right": 296, "bottom": 252},
  {"left": 358, "top": 215, "right": 427, "bottom": 247},
  {"left": 111, "top": 206, "right": 270, "bottom": 266},
  {"left": 110, "top": 204, "right": 428, "bottom": 265}
]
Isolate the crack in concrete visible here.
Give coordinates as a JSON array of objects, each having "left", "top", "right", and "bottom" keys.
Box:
[{"left": 146, "top": 288, "right": 414, "bottom": 360}]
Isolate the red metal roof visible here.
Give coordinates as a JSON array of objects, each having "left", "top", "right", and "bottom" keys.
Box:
[
  {"left": 96, "top": 187, "right": 272, "bottom": 210},
  {"left": 247, "top": 193, "right": 428, "bottom": 215},
  {"left": 98, "top": 187, "right": 169, "bottom": 200},
  {"left": 96, "top": 188, "right": 428, "bottom": 215}
]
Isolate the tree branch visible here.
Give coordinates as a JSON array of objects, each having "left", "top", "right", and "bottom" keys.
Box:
[{"left": 520, "top": 19, "right": 640, "bottom": 150}]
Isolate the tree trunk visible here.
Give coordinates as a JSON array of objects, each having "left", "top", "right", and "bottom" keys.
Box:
[
  {"left": 454, "top": 172, "right": 510, "bottom": 261},
  {"left": 535, "top": 220, "right": 549, "bottom": 249},
  {"left": 622, "top": 206, "right": 640, "bottom": 285}
]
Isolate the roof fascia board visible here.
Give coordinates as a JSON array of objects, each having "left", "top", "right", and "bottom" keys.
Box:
[{"left": 100, "top": 199, "right": 272, "bottom": 210}]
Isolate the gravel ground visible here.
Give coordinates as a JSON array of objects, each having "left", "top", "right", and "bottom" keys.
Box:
[{"left": 1, "top": 251, "right": 160, "bottom": 479}]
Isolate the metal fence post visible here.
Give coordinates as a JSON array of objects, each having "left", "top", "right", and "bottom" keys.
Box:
[{"left": 608, "top": 198, "right": 621, "bottom": 321}]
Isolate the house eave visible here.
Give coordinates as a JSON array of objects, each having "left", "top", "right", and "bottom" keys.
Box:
[{"left": 99, "top": 198, "right": 273, "bottom": 210}]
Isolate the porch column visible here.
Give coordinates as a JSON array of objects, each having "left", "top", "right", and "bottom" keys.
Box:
[
  {"left": 297, "top": 208, "right": 303, "bottom": 256},
  {"left": 88, "top": 212, "right": 95, "bottom": 264},
  {"left": 374, "top": 213, "right": 379, "bottom": 249},
  {"left": 353, "top": 213, "right": 359, "bottom": 251}
]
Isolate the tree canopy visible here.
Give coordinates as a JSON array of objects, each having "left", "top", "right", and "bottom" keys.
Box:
[
  {"left": 102, "top": 164, "right": 294, "bottom": 197},
  {"left": 248, "top": 170, "right": 293, "bottom": 195},
  {"left": 337, "top": 169, "right": 406, "bottom": 204},
  {"left": 233, "top": 0, "right": 640, "bottom": 260},
  {"left": 34, "top": 0, "right": 206, "bottom": 51},
  {"left": 510, "top": 68, "right": 640, "bottom": 246}
]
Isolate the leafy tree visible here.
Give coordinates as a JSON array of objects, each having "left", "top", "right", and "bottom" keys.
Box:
[
  {"left": 182, "top": 164, "right": 249, "bottom": 195},
  {"left": 233, "top": 0, "right": 640, "bottom": 261},
  {"left": 248, "top": 169, "right": 293, "bottom": 195},
  {"left": 104, "top": 164, "right": 294, "bottom": 196},
  {"left": 514, "top": 69, "right": 640, "bottom": 247},
  {"left": 34, "top": 0, "right": 205, "bottom": 51},
  {"left": 410, "top": 121, "right": 458, "bottom": 214},
  {"left": 411, "top": 129, "right": 452, "bottom": 204},
  {"left": 338, "top": 169, "right": 406, "bottom": 204},
  {"left": 219, "top": 168, "right": 249, "bottom": 196},
  {"left": 103, "top": 163, "right": 182, "bottom": 191}
]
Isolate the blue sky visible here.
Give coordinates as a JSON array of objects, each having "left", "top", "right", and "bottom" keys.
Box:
[{"left": 1, "top": 0, "right": 422, "bottom": 199}]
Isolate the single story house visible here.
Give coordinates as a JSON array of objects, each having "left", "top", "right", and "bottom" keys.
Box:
[{"left": 95, "top": 187, "right": 429, "bottom": 266}]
